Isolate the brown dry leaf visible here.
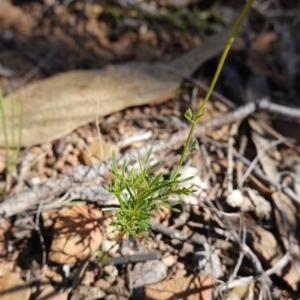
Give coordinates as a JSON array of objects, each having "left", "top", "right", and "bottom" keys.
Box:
[
  {"left": 0, "top": 25, "right": 234, "bottom": 147},
  {"left": 0, "top": 272, "right": 31, "bottom": 300},
  {"left": 246, "top": 52, "right": 284, "bottom": 79},
  {"left": 250, "top": 226, "right": 281, "bottom": 265},
  {"left": 144, "top": 274, "right": 214, "bottom": 300},
  {"left": 249, "top": 226, "right": 300, "bottom": 291},
  {"left": 48, "top": 203, "right": 102, "bottom": 264},
  {"left": 79, "top": 140, "right": 119, "bottom": 166},
  {"left": 272, "top": 191, "right": 297, "bottom": 238},
  {"left": 294, "top": 163, "right": 300, "bottom": 198},
  {"left": 248, "top": 119, "right": 279, "bottom": 180},
  {"left": 251, "top": 32, "right": 278, "bottom": 54},
  {"left": 272, "top": 191, "right": 300, "bottom": 257},
  {"left": 0, "top": 260, "right": 14, "bottom": 278},
  {"left": 226, "top": 282, "right": 256, "bottom": 300}
]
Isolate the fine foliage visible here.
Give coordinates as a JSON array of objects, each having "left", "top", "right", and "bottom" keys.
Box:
[
  {"left": 105, "top": 148, "right": 196, "bottom": 238},
  {"left": 106, "top": 0, "right": 255, "bottom": 241}
]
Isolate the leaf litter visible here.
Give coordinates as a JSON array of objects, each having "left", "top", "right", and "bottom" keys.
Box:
[{"left": 0, "top": 0, "right": 300, "bottom": 299}]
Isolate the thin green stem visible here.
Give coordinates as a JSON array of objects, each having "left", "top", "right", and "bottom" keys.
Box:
[
  {"left": 0, "top": 89, "right": 24, "bottom": 193},
  {"left": 106, "top": 0, "right": 256, "bottom": 250},
  {"left": 0, "top": 90, "right": 9, "bottom": 158},
  {"left": 174, "top": 0, "right": 255, "bottom": 177}
]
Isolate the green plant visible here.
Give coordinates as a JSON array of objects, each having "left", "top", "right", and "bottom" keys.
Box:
[
  {"left": 0, "top": 88, "right": 24, "bottom": 194},
  {"left": 105, "top": 0, "right": 254, "bottom": 243},
  {"left": 105, "top": 148, "right": 196, "bottom": 239}
]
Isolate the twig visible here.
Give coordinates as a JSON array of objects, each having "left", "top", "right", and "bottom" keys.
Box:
[
  {"left": 104, "top": 251, "right": 161, "bottom": 266},
  {"left": 117, "top": 130, "right": 153, "bottom": 148},
  {"left": 238, "top": 138, "right": 285, "bottom": 188},
  {"left": 151, "top": 221, "right": 192, "bottom": 241},
  {"left": 160, "top": 66, "right": 297, "bottom": 150},
  {"left": 263, "top": 9, "right": 300, "bottom": 18},
  {"left": 228, "top": 217, "right": 247, "bottom": 282},
  {"left": 227, "top": 123, "right": 239, "bottom": 195},
  {"left": 237, "top": 132, "right": 248, "bottom": 186},
  {"left": 203, "top": 136, "right": 300, "bottom": 206},
  {"left": 218, "top": 252, "right": 291, "bottom": 292},
  {"left": 258, "top": 99, "right": 300, "bottom": 121},
  {"left": 0, "top": 102, "right": 257, "bottom": 218}
]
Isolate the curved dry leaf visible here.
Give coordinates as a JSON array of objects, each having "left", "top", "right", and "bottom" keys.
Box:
[
  {"left": 249, "top": 226, "right": 300, "bottom": 291},
  {"left": 144, "top": 274, "right": 214, "bottom": 300},
  {"left": 0, "top": 25, "right": 233, "bottom": 146},
  {"left": 226, "top": 282, "right": 256, "bottom": 300},
  {"left": 48, "top": 203, "right": 102, "bottom": 264},
  {"left": 272, "top": 191, "right": 300, "bottom": 259},
  {"left": 0, "top": 272, "right": 31, "bottom": 300}
]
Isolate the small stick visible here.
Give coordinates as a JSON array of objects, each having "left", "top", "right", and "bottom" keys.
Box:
[
  {"left": 151, "top": 221, "right": 192, "bottom": 241},
  {"left": 0, "top": 102, "right": 257, "bottom": 218},
  {"left": 104, "top": 252, "right": 161, "bottom": 266}
]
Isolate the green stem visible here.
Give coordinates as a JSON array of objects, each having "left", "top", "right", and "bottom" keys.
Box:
[
  {"left": 0, "top": 90, "right": 9, "bottom": 159},
  {"left": 174, "top": 0, "right": 255, "bottom": 177}
]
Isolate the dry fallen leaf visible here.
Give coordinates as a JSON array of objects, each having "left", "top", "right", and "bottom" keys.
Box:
[
  {"left": 249, "top": 226, "right": 300, "bottom": 291},
  {"left": 0, "top": 25, "right": 233, "bottom": 146},
  {"left": 226, "top": 282, "right": 256, "bottom": 300},
  {"left": 0, "top": 272, "right": 31, "bottom": 300},
  {"left": 247, "top": 119, "right": 279, "bottom": 182},
  {"left": 272, "top": 191, "right": 300, "bottom": 258},
  {"left": 251, "top": 32, "right": 278, "bottom": 54},
  {"left": 48, "top": 203, "right": 102, "bottom": 264},
  {"left": 144, "top": 274, "right": 214, "bottom": 300},
  {"left": 272, "top": 192, "right": 297, "bottom": 239}
]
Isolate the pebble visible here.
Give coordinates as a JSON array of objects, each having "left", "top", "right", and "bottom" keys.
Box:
[
  {"left": 176, "top": 262, "right": 185, "bottom": 269},
  {"left": 194, "top": 250, "right": 224, "bottom": 279},
  {"left": 120, "top": 246, "right": 134, "bottom": 256},
  {"left": 104, "top": 265, "right": 118, "bottom": 278},
  {"left": 104, "top": 275, "right": 116, "bottom": 285},
  {"left": 81, "top": 270, "right": 95, "bottom": 286},
  {"left": 101, "top": 239, "right": 119, "bottom": 254},
  {"left": 162, "top": 254, "right": 177, "bottom": 268},
  {"left": 104, "top": 218, "right": 118, "bottom": 240},
  {"left": 106, "top": 278, "right": 129, "bottom": 297},
  {"left": 158, "top": 240, "right": 167, "bottom": 251},
  {"left": 131, "top": 260, "right": 167, "bottom": 288},
  {"left": 70, "top": 286, "right": 106, "bottom": 300},
  {"left": 45, "top": 268, "right": 63, "bottom": 283},
  {"left": 180, "top": 242, "right": 194, "bottom": 255},
  {"left": 94, "top": 278, "right": 111, "bottom": 290},
  {"left": 171, "top": 239, "right": 181, "bottom": 247}
]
